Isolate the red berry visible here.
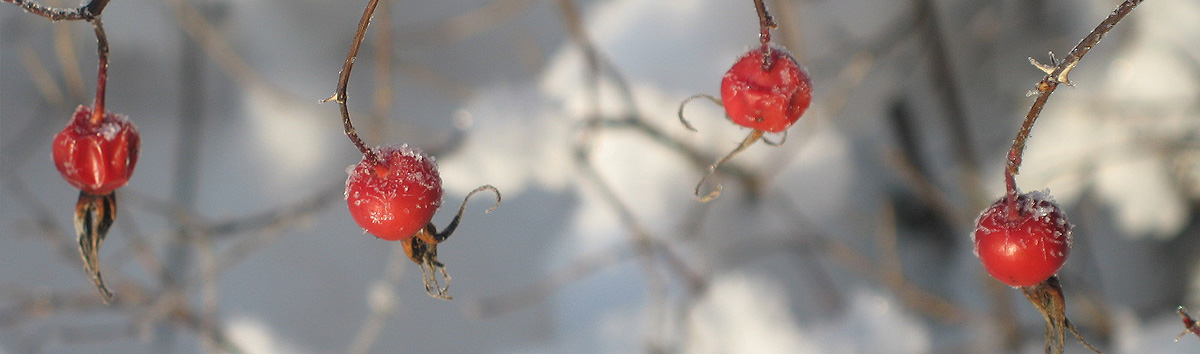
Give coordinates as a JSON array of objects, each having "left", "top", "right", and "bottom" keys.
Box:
[
  {"left": 345, "top": 144, "right": 443, "bottom": 241},
  {"left": 719, "top": 47, "right": 812, "bottom": 133},
  {"left": 52, "top": 105, "right": 141, "bottom": 195},
  {"left": 973, "top": 192, "right": 1072, "bottom": 287}
]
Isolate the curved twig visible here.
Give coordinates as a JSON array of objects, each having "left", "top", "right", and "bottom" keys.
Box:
[
  {"left": 676, "top": 94, "right": 722, "bottom": 132},
  {"left": 751, "top": 0, "right": 776, "bottom": 70},
  {"left": 88, "top": 17, "right": 108, "bottom": 124},
  {"left": 695, "top": 130, "right": 763, "bottom": 202},
  {"left": 402, "top": 185, "right": 501, "bottom": 300},
  {"left": 760, "top": 130, "right": 787, "bottom": 146},
  {"left": 432, "top": 184, "right": 502, "bottom": 242},
  {"left": 1003, "top": 0, "right": 1144, "bottom": 206},
  {"left": 325, "top": 0, "right": 383, "bottom": 164}
]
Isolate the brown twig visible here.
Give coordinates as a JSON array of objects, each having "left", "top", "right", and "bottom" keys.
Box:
[
  {"left": 87, "top": 17, "right": 107, "bottom": 123},
  {"left": 3, "top": 0, "right": 113, "bottom": 121},
  {"left": 1004, "top": 0, "right": 1144, "bottom": 205},
  {"left": 326, "top": 0, "right": 382, "bottom": 163},
  {"left": 694, "top": 130, "right": 764, "bottom": 202},
  {"left": 1, "top": 0, "right": 108, "bottom": 21},
  {"left": 751, "top": 0, "right": 776, "bottom": 70}
]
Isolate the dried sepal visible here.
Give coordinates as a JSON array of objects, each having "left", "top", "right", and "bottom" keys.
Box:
[
  {"left": 403, "top": 185, "right": 501, "bottom": 300},
  {"left": 403, "top": 228, "right": 451, "bottom": 300},
  {"left": 1020, "top": 276, "right": 1101, "bottom": 354},
  {"left": 1177, "top": 306, "right": 1200, "bottom": 341},
  {"left": 74, "top": 191, "right": 116, "bottom": 303}
]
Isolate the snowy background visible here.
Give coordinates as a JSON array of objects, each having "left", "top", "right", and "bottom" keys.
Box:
[{"left": 2, "top": 0, "right": 1199, "bottom": 353}]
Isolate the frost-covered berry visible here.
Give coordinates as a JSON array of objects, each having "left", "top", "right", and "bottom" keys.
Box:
[
  {"left": 345, "top": 144, "right": 443, "bottom": 241},
  {"left": 720, "top": 47, "right": 813, "bottom": 133},
  {"left": 52, "top": 105, "right": 140, "bottom": 195},
  {"left": 973, "top": 191, "right": 1072, "bottom": 287}
]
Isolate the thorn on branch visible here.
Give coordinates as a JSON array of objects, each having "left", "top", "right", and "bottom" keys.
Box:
[{"left": 1029, "top": 52, "right": 1076, "bottom": 87}]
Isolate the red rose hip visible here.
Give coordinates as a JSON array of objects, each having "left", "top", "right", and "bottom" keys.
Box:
[
  {"left": 720, "top": 47, "right": 813, "bottom": 133},
  {"left": 345, "top": 144, "right": 443, "bottom": 241},
  {"left": 973, "top": 192, "right": 1072, "bottom": 287},
  {"left": 52, "top": 105, "right": 141, "bottom": 195}
]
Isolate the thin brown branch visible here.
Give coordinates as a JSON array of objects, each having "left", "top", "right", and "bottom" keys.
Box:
[
  {"left": 751, "top": 0, "right": 776, "bottom": 69},
  {"left": 1005, "top": 0, "right": 1144, "bottom": 201},
  {"left": 122, "top": 181, "right": 342, "bottom": 240},
  {"left": 207, "top": 183, "right": 343, "bottom": 236},
  {"left": 694, "top": 130, "right": 764, "bottom": 202},
  {"left": 2, "top": 0, "right": 108, "bottom": 21},
  {"left": 327, "top": 0, "right": 383, "bottom": 162},
  {"left": 87, "top": 17, "right": 107, "bottom": 122}
]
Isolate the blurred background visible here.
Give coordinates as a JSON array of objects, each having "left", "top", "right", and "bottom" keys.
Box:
[{"left": 2, "top": 0, "right": 1199, "bottom": 352}]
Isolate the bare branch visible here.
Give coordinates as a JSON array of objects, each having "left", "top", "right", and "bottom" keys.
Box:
[
  {"left": 326, "top": 0, "right": 383, "bottom": 163},
  {"left": 2, "top": 0, "right": 108, "bottom": 21},
  {"left": 1004, "top": 0, "right": 1144, "bottom": 201}
]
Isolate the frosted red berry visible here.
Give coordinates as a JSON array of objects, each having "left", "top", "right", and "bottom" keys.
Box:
[
  {"left": 345, "top": 144, "right": 443, "bottom": 241},
  {"left": 52, "top": 105, "right": 141, "bottom": 195},
  {"left": 973, "top": 192, "right": 1072, "bottom": 287},
  {"left": 719, "top": 47, "right": 812, "bottom": 133}
]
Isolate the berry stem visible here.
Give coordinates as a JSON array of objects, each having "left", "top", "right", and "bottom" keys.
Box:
[
  {"left": 329, "top": 0, "right": 383, "bottom": 164},
  {"left": 694, "top": 129, "right": 764, "bottom": 202},
  {"left": 751, "top": 0, "right": 776, "bottom": 70},
  {"left": 89, "top": 17, "right": 109, "bottom": 125},
  {"left": 3, "top": 0, "right": 114, "bottom": 124},
  {"left": 1003, "top": 0, "right": 1143, "bottom": 210}
]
